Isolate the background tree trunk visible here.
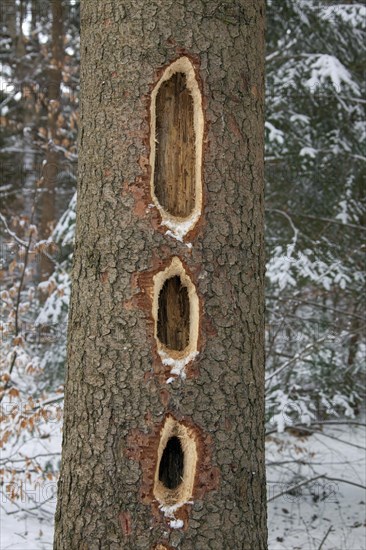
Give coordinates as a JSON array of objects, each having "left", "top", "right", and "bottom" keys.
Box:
[
  {"left": 39, "top": 0, "right": 64, "bottom": 280},
  {"left": 54, "top": 1, "right": 267, "bottom": 549}
]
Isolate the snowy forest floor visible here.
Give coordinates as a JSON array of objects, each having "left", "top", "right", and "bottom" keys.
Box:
[
  {"left": 266, "top": 421, "right": 366, "bottom": 550},
  {"left": 0, "top": 421, "right": 365, "bottom": 550}
]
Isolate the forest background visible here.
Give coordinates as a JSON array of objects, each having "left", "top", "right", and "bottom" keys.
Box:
[{"left": 0, "top": 1, "right": 365, "bottom": 549}]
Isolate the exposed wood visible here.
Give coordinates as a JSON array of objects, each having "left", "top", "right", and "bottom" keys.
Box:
[
  {"left": 154, "top": 72, "right": 196, "bottom": 218},
  {"left": 153, "top": 416, "right": 198, "bottom": 509},
  {"left": 152, "top": 256, "right": 199, "bottom": 368},
  {"left": 157, "top": 275, "right": 190, "bottom": 352},
  {"left": 149, "top": 56, "right": 204, "bottom": 239}
]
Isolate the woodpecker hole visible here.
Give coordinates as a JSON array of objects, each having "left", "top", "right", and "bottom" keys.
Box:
[
  {"left": 153, "top": 416, "right": 198, "bottom": 508},
  {"left": 157, "top": 275, "right": 190, "bottom": 352},
  {"left": 150, "top": 57, "right": 204, "bottom": 234},
  {"left": 154, "top": 72, "right": 195, "bottom": 218},
  {"left": 153, "top": 257, "right": 199, "bottom": 364},
  {"left": 158, "top": 436, "right": 184, "bottom": 490}
]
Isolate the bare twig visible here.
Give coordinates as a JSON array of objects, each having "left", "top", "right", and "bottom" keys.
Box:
[
  {"left": 318, "top": 525, "right": 333, "bottom": 550},
  {"left": 0, "top": 230, "right": 34, "bottom": 404},
  {"left": 308, "top": 420, "right": 366, "bottom": 428},
  {"left": 267, "top": 474, "right": 324, "bottom": 502},
  {"left": 267, "top": 420, "right": 366, "bottom": 432},
  {"left": 268, "top": 458, "right": 365, "bottom": 467},
  {"left": 267, "top": 294, "right": 366, "bottom": 322},
  {"left": 0, "top": 452, "right": 61, "bottom": 465},
  {"left": 306, "top": 427, "right": 366, "bottom": 451},
  {"left": 266, "top": 424, "right": 366, "bottom": 451},
  {"left": 322, "top": 476, "right": 366, "bottom": 491},
  {"left": 276, "top": 209, "right": 366, "bottom": 232},
  {"left": 265, "top": 337, "right": 326, "bottom": 383},
  {"left": 268, "top": 473, "right": 366, "bottom": 505},
  {"left": 267, "top": 208, "right": 299, "bottom": 241},
  {"left": 32, "top": 394, "right": 64, "bottom": 410},
  {"left": 1, "top": 494, "right": 55, "bottom": 517},
  {"left": 0, "top": 213, "right": 28, "bottom": 248},
  {"left": 1, "top": 213, "right": 64, "bottom": 271},
  {"left": 266, "top": 39, "right": 297, "bottom": 62}
]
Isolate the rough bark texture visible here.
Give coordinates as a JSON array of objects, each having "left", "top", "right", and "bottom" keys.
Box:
[{"left": 54, "top": 1, "right": 267, "bottom": 549}]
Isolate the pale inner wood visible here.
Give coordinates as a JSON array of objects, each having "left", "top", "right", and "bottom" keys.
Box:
[
  {"left": 154, "top": 72, "right": 196, "bottom": 218},
  {"left": 153, "top": 416, "right": 198, "bottom": 508}
]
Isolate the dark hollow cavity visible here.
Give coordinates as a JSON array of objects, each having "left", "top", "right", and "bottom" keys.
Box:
[
  {"left": 157, "top": 275, "right": 190, "bottom": 352},
  {"left": 158, "top": 436, "right": 184, "bottom": 490}
]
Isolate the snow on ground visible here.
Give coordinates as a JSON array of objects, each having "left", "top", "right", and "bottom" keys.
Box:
[
  {"left": 0, "top": 409, "right": 62, "bottom": 550},
  {"left": 0, "top": 421, "right": 365, "bottom": 549},
  {"left": 0, "top": 513, "right": 54, "bottom": 550},
  {"left": 267, "top": 421, "right": 366, "bottom": 549}
]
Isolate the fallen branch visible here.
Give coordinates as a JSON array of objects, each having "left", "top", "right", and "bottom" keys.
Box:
[
  {"left": 318, "top": 525, "right": 333, "bottom": 550},
  {"left": 268, "top": 473, "right": 366, "bottom": 504},
  {"left": 267, "top": 474, "right": 324, "bottom": 502},
  {"left": 322, "top": 476, "right": 366, "bottom": 491}
]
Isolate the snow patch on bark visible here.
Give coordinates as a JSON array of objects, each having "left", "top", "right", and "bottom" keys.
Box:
[
  {"left": 159, "top": 349, "right": 199, "bottom": 381},
  {"left": 163, "top": 210, "right": 200, "bottom": 242},
  {"left": 159, "top": 500, "right": 193, "bottom": 527},
  {"left": 169, "top": 518, "right": 184, "bottom": 529}
]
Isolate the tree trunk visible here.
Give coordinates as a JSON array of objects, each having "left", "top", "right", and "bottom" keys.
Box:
[
  {"left": 54, "top": 1, "right": 267, "bottom": 549},
  {"left": 39, "top": 0, "right": 64, "bottom": 280}
]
